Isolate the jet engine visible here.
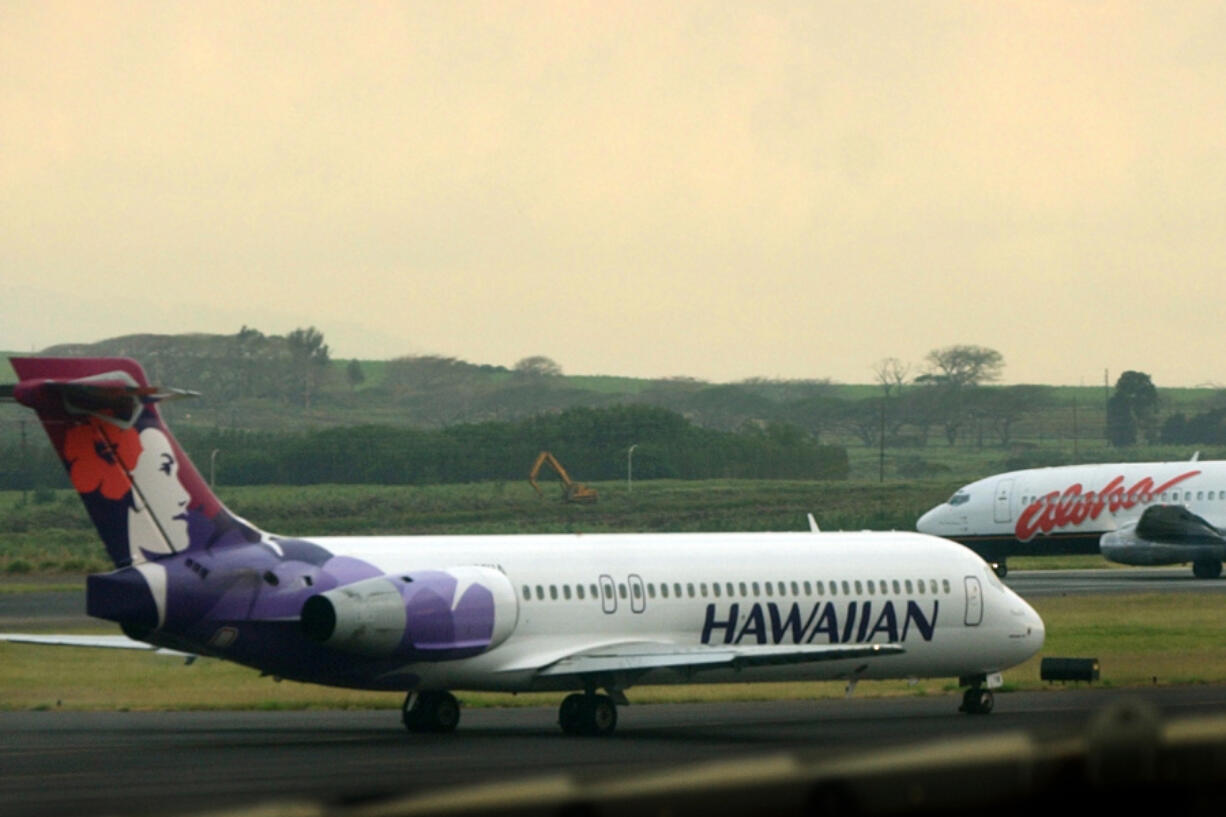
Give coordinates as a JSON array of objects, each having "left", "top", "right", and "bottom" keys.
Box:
[
  {"left": 300, "top": 566, "right": 518, "bottom": 659},
  {"left": 1099, "top": 504, "right": 1226, "bottom": 578}
]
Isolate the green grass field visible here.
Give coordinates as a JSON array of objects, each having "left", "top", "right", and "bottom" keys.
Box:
[{"left": 1, "top": 591, "right": 1222, "bottom": 711}]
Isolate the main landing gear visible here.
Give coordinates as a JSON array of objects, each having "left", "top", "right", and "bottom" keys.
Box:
[
  {"left": 402, "top": 691, "right": 461, "bottom": 733},
  {"left": 558, "top": 692, "right": 619, "bottom": 736},
  {"left": 1192, "top": 559, "right": 1223, "bottom": 579}
]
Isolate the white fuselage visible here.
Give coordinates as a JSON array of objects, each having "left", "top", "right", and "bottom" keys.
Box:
[
  {"left": 917, "top": 459, "right": 1226, "bottom": 561},
  {"left": 309, "top": 531, "right": 1044, "bottom": 692}
]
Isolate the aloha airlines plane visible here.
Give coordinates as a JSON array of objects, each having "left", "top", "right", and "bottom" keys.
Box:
[
  {"left": 917, "top": 457, "right": 1226, "bottom": 579},
  {"left": 2, "top": 357, "right": 1043, "bottom": 734}
]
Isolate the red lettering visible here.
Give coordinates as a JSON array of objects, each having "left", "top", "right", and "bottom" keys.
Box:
[{"left": 1014, "top": 470, "right": 1200, "bottom": 541}]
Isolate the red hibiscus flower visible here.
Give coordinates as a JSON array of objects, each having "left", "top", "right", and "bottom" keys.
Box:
[{"left": 62, "top": 420, "right": 142, "bottom": 500}]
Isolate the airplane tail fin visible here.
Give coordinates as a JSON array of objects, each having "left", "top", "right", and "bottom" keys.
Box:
[{"left": 7, "top": 357, "right": 264, "bottom": 568}]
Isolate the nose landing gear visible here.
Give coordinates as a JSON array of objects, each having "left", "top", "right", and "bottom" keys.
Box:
[{"left": 959, "top": 686, "right": 994, "bottom": 715}]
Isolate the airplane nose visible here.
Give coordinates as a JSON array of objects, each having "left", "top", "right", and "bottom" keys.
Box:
[
  {"left": 1018, "top": 598, "right": 1045, "bottom": 652},
  {"left": 916, "top": 507, "right": 940, "bottom": 533}
]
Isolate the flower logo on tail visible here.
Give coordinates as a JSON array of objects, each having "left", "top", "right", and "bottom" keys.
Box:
[{"left": 63, "top": 420, "right": 142, "bottom": 500}]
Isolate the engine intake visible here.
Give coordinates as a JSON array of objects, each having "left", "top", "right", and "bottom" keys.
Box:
[{"left": 300, "top": 566, "right": 518, "bottom": 660}]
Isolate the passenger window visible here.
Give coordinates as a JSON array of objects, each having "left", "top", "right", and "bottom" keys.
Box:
[
  {"left": 739, "top": 582, "right": 748, "bottom": 596},
  {"left": 879, "top": 580, "right": 888, "bottom": 594},
  {"left": 618, "top": 584, "right": 627, "bottom": 599},
  {"left": 942, "top": 579, "right": 951, "bottom": 594},
  {"left": 829, "top": 581, "right": 837, "bottom": 596},
  {"left": 687, "top": 583, "right": 696, "bottom": 598},
  {"left": 916, "top": 579, "right": 925, "bottom": 594},
  {"left": 712, "top": 583, "right": 721, "bottom": 597},
  {"left": 632, "top": 583, "right": 642, "bottom": 599},
  {"left": 549, "top": 585, "right": 558, "bottom": 600},
  {"left": 866, "top": 581, "right": 875, "bottom": 595},
  {"left": 854, "top": 580, "right": 862, "bottom": 595},
  {"left": 841, "top": 581, "right": 850, "bottom": 595},
  {"left": 563, "top": 585, "right": 572, "bottom": 600},
  {"left": 726, "top": 582, "right": 734, "bottom": 597},
  {"left": 577, "top": 585, "right": 586, "bottom": 600},
  {"left": 892, "top": 580, "right": 901, "bottom": 594},
  {"left": 765, "top": 582, "right": 773, "bottom": 597},
  {"left": 674, "top": 583, "right": 682, "bottom": 598},
  {"left": 752, "top": 582, "right": 760, "bottom": 596},
  {"left": 536, "top": 586, "right": 545, "bottom": 601},
  {"left": 661, "top": 583, "right": 670, "bottom": 599},
  {"left": 930, "top": 579, "right": 938, "bottom": 594},
  {"left": 590, "top": 584, "right": 599, "bottom": 599},
  {"left": 522, "top": 586, "right": 531, "bottom": 601},
  {"left": 904, "top": 580, "right": 913, "bottom": 593},
  {"left": 816, "top": 580, "right": 825, "bottom": 595},
  {"left": 1162, "top": 492, "right": 1168, "bottom": 501},
  {"left": 1198, "top": 491, "right": 1204, "bottom": 500},
  {"left": 647, "top": 584, "right": 655, "bottom": 599},
  {"left": 699, "top": 583, "right": 708, "bottom": 597},
  {"left": 803, "top": 581, "right": 812, "bottom": 595},
  {"left": 778, "top": 582, "right": 786, "bottom": 596}
]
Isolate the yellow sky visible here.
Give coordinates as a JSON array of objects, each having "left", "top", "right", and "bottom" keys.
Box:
[{"left": 3, "top": 2, "right": 1225, "bottom": 385}]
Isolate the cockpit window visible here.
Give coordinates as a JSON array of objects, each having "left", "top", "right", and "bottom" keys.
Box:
[{"left": 948, "top": 491, "right": 971, "bottom": 506}]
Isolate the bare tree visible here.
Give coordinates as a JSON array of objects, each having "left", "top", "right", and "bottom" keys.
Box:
[{"left": 872, "top": 357, "right": 911, "bottom": 398}]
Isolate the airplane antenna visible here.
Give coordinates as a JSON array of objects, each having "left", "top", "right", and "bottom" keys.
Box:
[
  {"left": 807, "top": 513, "right": 820, "bottom": 533},
  {"left": 1192, "top": 451, "right": 1201, "bottom": 462}
]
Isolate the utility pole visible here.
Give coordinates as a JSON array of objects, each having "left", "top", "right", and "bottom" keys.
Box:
[
  {"left": 627, "top": 444, "right": 637, "bottom": 493},
  {"left": 878, "top": 399, "right": 885, "bottom": 483},
  {"left": 20, "top": 419, "right": 28, "bottom": 505}
]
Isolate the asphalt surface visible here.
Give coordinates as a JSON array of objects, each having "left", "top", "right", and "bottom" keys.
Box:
[{"left": 4, "top": 686, "right": 1226, "bottom": 817}]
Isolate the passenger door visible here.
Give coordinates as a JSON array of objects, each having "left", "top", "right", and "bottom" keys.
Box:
[
  {"left": 964, "top": 576, "right": 983, "bottom": 626},
  {"left": 599, "top": 574, "right": 617, "bottom": 614},
  {"left": 993, "top": 478, "right": 1014, "bottom": 524}
]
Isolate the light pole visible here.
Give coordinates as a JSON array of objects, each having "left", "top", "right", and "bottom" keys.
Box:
[
  {"left": 627, "top": 444, "right": 638, "bottom": 493},
  {"left": 210, "top": 449, "right": 220, "bottom": 488}
]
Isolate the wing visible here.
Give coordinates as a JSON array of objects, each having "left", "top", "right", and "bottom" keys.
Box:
[
  {"left": 0, "top": 633, "right": 192, "bottom": 656},
  {"left": 534, "top": 641, "right": 903, "bottom": 678}
]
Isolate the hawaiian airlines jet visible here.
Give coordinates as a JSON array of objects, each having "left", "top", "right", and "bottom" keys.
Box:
[
  {"left": 1, "top": 357, "right": 1044, "bottom": 733},
  {"left": 917, "top": 458, "right": 1226, "bottom": 579}
]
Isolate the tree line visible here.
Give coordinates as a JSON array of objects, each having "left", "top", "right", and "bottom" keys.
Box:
[{"left": 0, "top": 405, "right": 849, "bottom": 491}]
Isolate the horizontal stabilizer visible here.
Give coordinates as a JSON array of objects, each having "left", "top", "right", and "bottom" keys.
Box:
[
  {"left": 0, "top": 633, "right": 192, "bottom": 656},
  {"left": 535, "top": 641, "right": 903, "bottom": 677}
]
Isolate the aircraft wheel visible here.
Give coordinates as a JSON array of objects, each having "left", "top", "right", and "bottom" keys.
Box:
[
  {"left": 558, "top": 693, "right": 585, "bottom": 735},
  {"left": 992, "top": 560, "right": 1008, "bottom": 579},
  {"left": 959, "top": 687, "right": 993, "bottom": 715},
  {"left": 584, "top": 694, "right": 618, "bottom": 736},
  {"left": 403, "top": 691, "right": 461, "bottom": 733},
  {"left": 1192, "top": 560, "right": 1222, "bottom": 579},
  {"left": 562, "top": 693, "right": 618, "bottom": 736}
]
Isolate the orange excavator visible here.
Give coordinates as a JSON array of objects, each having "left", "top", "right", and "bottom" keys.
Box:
[{"left": 528, "top": 451, "right": 598, "bottom": 503}]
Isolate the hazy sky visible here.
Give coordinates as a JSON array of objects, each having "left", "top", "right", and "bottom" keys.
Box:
[{"left": 3, "top": 2, "right": 1225, "bottom": 386}]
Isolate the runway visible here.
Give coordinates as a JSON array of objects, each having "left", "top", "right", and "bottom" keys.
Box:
[
  {"left": 1004, "top": 566, "right": 1226, "bottom": 596},
  {"left": 3, "top": 685, "right": 1226, "bottom": 817}
]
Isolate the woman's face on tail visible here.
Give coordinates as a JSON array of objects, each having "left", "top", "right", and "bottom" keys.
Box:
[{"left": 129, "top": 427, "right": 191, "bottom": 554}]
